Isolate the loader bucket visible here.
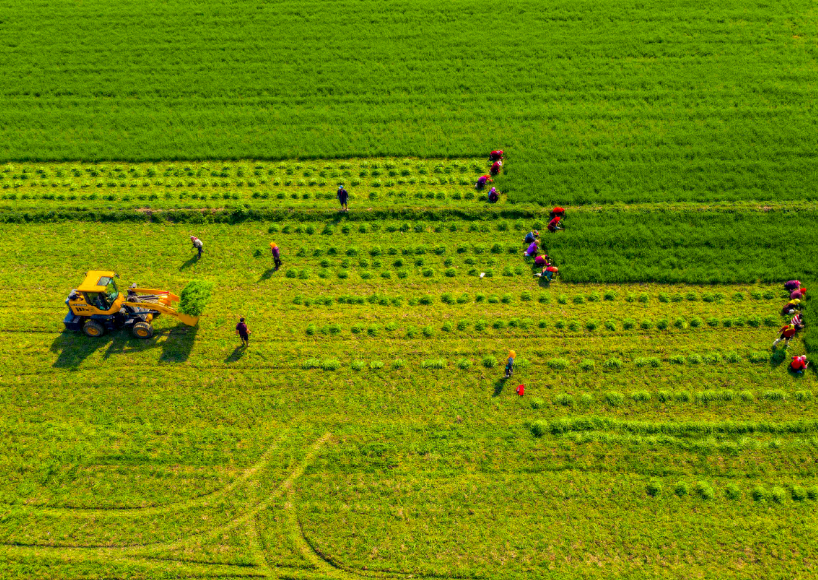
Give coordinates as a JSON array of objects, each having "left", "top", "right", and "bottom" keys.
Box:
[{"left": 176, "top": 312, "right": 200, "bottom": 327}]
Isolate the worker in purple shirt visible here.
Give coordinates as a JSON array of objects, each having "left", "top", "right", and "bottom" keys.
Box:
[
  {"left": 236, "top": 317, "right": 251, "bottom": 347},
  {"left": 337, "top": 185, "right": 349, "bottom": 211},
  {"left": 270, "top": 242, "right": 282, "bottom": 269}
]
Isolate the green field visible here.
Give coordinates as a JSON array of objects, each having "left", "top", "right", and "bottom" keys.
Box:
[{"left": 1, "top": 0, "right": 817, "bottom": 579}]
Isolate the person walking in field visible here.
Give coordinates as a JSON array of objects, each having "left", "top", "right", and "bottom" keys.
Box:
[
  {"left": 337, "top": 185, "right": 349, "bottom": 212},
  {"left": 489, "top": 149, "right": 504, "bottom": 162},
  {"left": 270, "top": 242, "right": 282, "bottom": 269},
  {"left": 190, "top": 235, "right": 203, "bottom": 258},
  {"left": 772, "top": 323, "right": 797, "bottom": 349},
  {"left": 236, "top": 317, "right": 251, "bottom": 347},
  {"left": 476, "top": 175, "right": 493, "bottom": 190},
  {"left": 504, "top": 350, "right": 515, "bottom": 378},
  {"left": 790, "top": 355, "right": 809, "bottom": 375}
]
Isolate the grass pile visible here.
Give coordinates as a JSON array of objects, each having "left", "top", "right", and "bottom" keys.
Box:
[{"left": 178, "top": 280, "right": 213, "bottom": 316}]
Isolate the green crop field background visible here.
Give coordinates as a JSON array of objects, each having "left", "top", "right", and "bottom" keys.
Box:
[{"left": 1, "top": 0, "right": 817, "bottom": 579}]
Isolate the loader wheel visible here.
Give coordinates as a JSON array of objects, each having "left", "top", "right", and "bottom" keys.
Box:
[
  {"left": 132, "top": 321, "right": 154, "bottom": 339},
  {"left": 83, "top": 320, "right": 105, "bottom": 338}
]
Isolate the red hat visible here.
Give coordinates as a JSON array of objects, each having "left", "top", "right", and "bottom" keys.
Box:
[{"left": 516, "top": 384, "right": 525, "bottom": 396}]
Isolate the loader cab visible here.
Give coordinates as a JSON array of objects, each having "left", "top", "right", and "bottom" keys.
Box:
[{"left": 69, "top": 271, "right": 123, "bottom": 316}]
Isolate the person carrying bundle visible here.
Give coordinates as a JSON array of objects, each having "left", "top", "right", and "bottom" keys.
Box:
[
  {"left": 773, "top": 324, "right": 798, "bottom": 349},
  {"left": 790, "top": 355, "right": 809, "bottom": 375},
  {"left": 547, "top": 215, "right": 563, "bottom": 233},
  {"left": 488, "top": 187, "right": 499, "bottom": 203},
  {"left": 476, "top": 175, "right": 493, "bottom": 190},
  {"left": 489, "top": 150, "right": 504, "bottom": 162},
  {"left": 490, "top": 160, "right": 503, "bottom": 176}
]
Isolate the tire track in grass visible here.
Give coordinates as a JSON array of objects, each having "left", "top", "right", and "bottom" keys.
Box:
[
  {"left": 0, "top": 433, "right": 331, "bottom": 558},
  {"left": 13, "top": 418, "right": 304, "bottom": 517},
  {"left": 285, "top": 485, "right": 486, "bottom": 580}
]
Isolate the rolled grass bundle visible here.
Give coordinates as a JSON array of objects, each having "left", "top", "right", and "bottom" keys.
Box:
[{"left": 179, "top": 280, "right": 214, "bottom": 316}]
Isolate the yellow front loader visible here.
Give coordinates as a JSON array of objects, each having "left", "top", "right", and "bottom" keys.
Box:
[{"left": 63, "top": 271, "right": 200, "bottom": 338}]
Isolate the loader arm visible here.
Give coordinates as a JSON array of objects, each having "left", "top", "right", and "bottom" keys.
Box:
[{"left": 127, "top": 300, "right": 200, "bottom": 327}]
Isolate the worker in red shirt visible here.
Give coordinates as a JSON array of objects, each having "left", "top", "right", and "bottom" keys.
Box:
[
  {"left": 549, "top": 206, "right": 566, "bottom": 220},
  {"left": 475, "top": 175, "right": 493, "bottom": 190},
  {"left": 490, "top": 160, "right": 503, "bottom": 176},
  {"left": 773, "top": 324, "right": 798, "bottom": 349},
  {"left": 790, "top": 355, "right": 808, "bottom": 375},
  {"left": 547, "top": 215, "right": 563, "bottom": 233},
  {"left": 489, "top": 150, "right": 504, "bottom": 162}
]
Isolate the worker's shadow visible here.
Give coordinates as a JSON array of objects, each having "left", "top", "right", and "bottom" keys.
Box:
[
  {"left": 492, "top": 378, "right": 507, "bottom": 397},
  {"left": 179, "top": 256, "right": 199, "bottom": 271},
  {"left": 224, "top": 345, "right": 247, "bottom": 363},
  {"left": 51, "top": 333, "right": 113, "bottom": 369},
  {"left": 258, "top": 267, "right": 279, "bottom": 282},
  {"left": 537, "top": 276, "right": 552, "bottom": 288}
]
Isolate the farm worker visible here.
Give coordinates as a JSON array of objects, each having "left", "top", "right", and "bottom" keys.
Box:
[
  {"left": 790, "top": 355, "right": 809, "bottom": 375},
  {"left": 784, "top": 280, "right": 802, "bottom": 292},
  {"left": 547, "top": 215, "right": 563, "bottom": 233},
  {"left": 781, "top": 299, "right": 801, "bottom": 315},
  {"left": 534, "top": 254, "right": 547, "bottom": 268},
  {"left": 549, "top": 206, "right": 566, "bottom": 220},
  {"left": 270, "top": 242, "right": 282, "bottom": 269},
  {"left": 505, "top": 350, "right": 515, "bottom": 377},
  {"left": 791, "top": 313, "right": 805, "bottom": 330},
  {"left": 790, "top": 287, "right": 807, "bottom": 300},
  {"left": 337, "top": 185, "right": 349, "bottom": 212},
  {"left": 772, "top": 324, "right": 797, "bottom": 349},
  {"left": 489, "top": 150, "right": 504, "bottom": 162},
  {"left": 236, "top": 317, "right": 251, "bottom": 347},
  {"left": 525, "top": 240, "right": 539, "bottom": 257},
  {"left": 544, "top": 265, "right": 559, "bottom": 281},
  {"left": 190, "top": 236, "right": 203, "bottom": 258},
  {"left": 490, "top": 160, "right": 503, "bottom": 176},
  {"left": 524, "top": 230, "right": 539, "bottom": 244},
  {"left": 488, "top": 187, "right": 499, "bottom": 203},
  {"left": 475, "top": 175, "right": 493, "bottom": 190}
]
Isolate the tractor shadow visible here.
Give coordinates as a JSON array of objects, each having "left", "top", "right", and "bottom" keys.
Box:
[
  {"left": 224, "top": 345, "right": 247, "bottom": 363},
  {"left": 179, "top": 255, "right": 199, "bottom": 271},
  {"left": 51, "top": 325, "right": 199, "bottom": 368},
  {"left": 51, "top": 333, "right": 114, "bottom": 369}
]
